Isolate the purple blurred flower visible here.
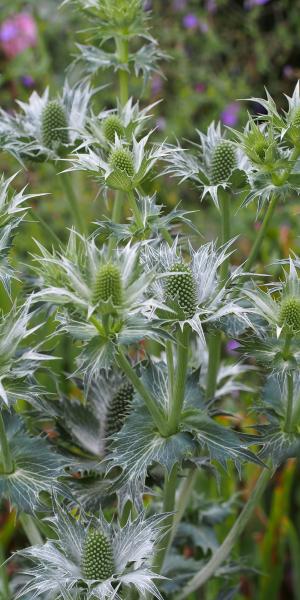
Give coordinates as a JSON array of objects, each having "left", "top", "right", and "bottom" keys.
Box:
[
  {"left": 172, "top": 0, "right": 188, "bottom": 12},
  {"left": 156, "top": 117, "right": 166, "bottom": 131},
  {"left": 244, "top": 0, "right": 270, "bottom": 8},
  {"left": 144, "top": 0, "right": 152, "bottom": 10},
  {"left": 199, "top": 20, "right": 209, "bottom": 33},
  {"left": 183, "top": 13, "right": 199, "bottom": 29},
  {"left": 283, "top": 64, "right": 294, "bottom": 79},
  {"left": 220, "top": 102, "right": 240, "bottom": 126},
  {"left": 151, "top": 75, "right": 163, "bottom": 96},
  {"left": 195, "top": 82, "right": 206, "bottom": 93},
  {"left": 205, "top": 0, "right": 217, "bottom": 13},
  {"left": 226, "top": 340, "right": 240, "bottom": 356},
  {"left": 0, "top": 13, "right": 37, "bottom": 59},
  {"left": 21, "top": 75, "right": 35, "bottom": 88}
]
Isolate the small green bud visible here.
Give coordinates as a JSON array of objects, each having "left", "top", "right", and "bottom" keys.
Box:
[
  {"left": 103, "top": 116, "right": 124, "bottom": 143},
  {"left": 106, "top": 382, "right": 134, "bottom": 436},
  {"left": 165, "top": 262, "right": 197, "bottom": 319},
  {"left": 109, "top": 148, "right": 134, "bottom": 177},
  {"left": 92, "top": 264, "right": 123, "bottom": 306},
  {"left": 279, "top": 296, "right": 300, "bottom": 332},
  {"left": 41, "top": 100, "right": 69, "bottom": 149},
  {"left": 210, "top": 141, "right": 237, "bottom": 185},
  {"left": 82, "top": 530, "right": 114, "bottom": 581}
]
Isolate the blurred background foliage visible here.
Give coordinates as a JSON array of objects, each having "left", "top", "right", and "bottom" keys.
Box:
[{"left": 1, "top": 1, "right": 300, "bottom": 599}]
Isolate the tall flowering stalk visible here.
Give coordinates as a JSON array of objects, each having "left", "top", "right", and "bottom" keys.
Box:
[{"left": 0, "top": 2, "right": 300, "bottom": 599}]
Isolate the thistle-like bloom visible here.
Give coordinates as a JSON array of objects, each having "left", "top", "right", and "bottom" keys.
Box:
[
  {"left": 0, "top": 80, "right": 95, "bottom": 162},
  {"left": 243, "top": 257, "right": 300, "bottom": 336},
  {"left": 162, "top": 122, "right": 245, "bottom": 209},
  {"left": 241, "top": 258, "right": 300, "bottom": 373},
  {"left": 0, "top": 300, "right": 54, "bottom": 406},
  {"left": 32, "top": 232, "right": 164, "bottom": 382},
  {"left": 16, "top": 500, "right": 166, "bottom": 599},
  {"left": 142, "top": 238, "right": 251, "bottom": 344},
  {"left": 76, "top": 98, "right": 160, "bottom": 149},
  {"left": 65, "top": 129, "right": 173, "bottom": 193}
]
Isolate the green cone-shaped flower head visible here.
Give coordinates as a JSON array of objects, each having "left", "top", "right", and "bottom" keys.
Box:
[
  {"left": 109, "top": 148, "right": 135, "bottom": 177},
  {"left": 279, "top": 296, "right": 300, "bottom": 332},
  {"left": 106, "top": 382, "right": 134, "bottom": 436},
  {"left": 165, "top": 262, "right": 197, "bottom": 318},
  {"left": 41, "top": 100, "right": 69, "bottom": 149},
  {"left": 92, "top": 263, "right": 123, "bottom": 306},
  {"left": 210, "top": 141, "right": 237, "bottom": 184},
  {"left": 82, "top": 530, "right": 115, "bottom": 581},
  {"left": 103, "top": 116, "right": 124, "bottom": 143}
]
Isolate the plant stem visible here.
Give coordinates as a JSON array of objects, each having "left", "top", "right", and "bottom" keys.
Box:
[
  {"left": 243, "top": 193, "right": 278, "bottom": 273},
  {"left": 175, "top": 466, "right": 272, "bottom": 600},
  {"left": 205, "top": 330, "right": 221, "bottom": 402},
  {"left": 29, "top": 208, "right": 61, "bottom": 246},
  {"left": 0, "top": 412, "right": 13, "bottom": 474},
  {"left": 285, "top": 372, "right": 294, "bottom": 433},
  {"left": 0, "top": 544, "right": 10, "bottom": 600},
  {"left": 167, "top": 326, "right": 190, "bottom": 434},
  {"left": 128, "top": 190, "right": 143, "bottom": 229},
  {"left": 59, "top": 172, "right": 86, "bottom": 235},
  {"left": 219, "top": 189, "right": 231, "bottom": 282},
  {"left": 153, "top": 464, "right": 178, "bottom": 573},
  {"left": 108, "top": 190, "right": 123, "bottom": 256},
  {"left": 115, "top": 37, "right": 129, "bottom": 106},
  {"left": 166, "top": 339, "right": 175, "bottom": 406},
  {"left": 19, "top": 513, "right": 43, "bottom": 545},
  {"left": 168, "top": 468, "right": 198, "bottom": 549},
  {"left": 116, "top": 348, "right": 168, "bottom": 436}
]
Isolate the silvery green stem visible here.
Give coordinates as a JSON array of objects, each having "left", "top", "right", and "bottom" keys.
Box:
[
  {"left": 128, "top": 190, "right": 143, "bottom": 229},
  {"left": 19, "top": 514, "right": 43, "bottom": 546},
  {"left": 116, "top": 349, "right": 168, "bottom": 436},
  {"left": 0, "top": 412, "right": 13, "bottom": 474},
  {"left": 153, "top": 464, "right": 178, "bottom": 573},
  {"left": 59, "top": 172, "right": 87, "bottom": 235},
  {"left": 243, "top": 193, "right": 278, "bottom": 272},
  {"left": 116, "top": 37, "right": 129, "bottom": 106},
  {"left": 219, "top": 188, "right": 231, "bottom": 282},
  {"left": 205, "top": 330, "right": 221, "bottom": 402},
  {"left": 168, "top": 468, "right": 198, "bottom": 549},
  {"left": 108, "top": 190, "right": 123, "bottom": 256},
  {"left": 285, "top": 371, "right": 294, "bottom": 434},
  {"left": 167, "top": 326, "right": 190, "bottom": 434},
  {"left": 29, "top": 208, "right": 61, "bottom": 246},
  {"left": 0, "top": 544, "right": 10, "bottom": 600},
  {"left": 175, "top": 466, "right": 272, "bottom": 599}
]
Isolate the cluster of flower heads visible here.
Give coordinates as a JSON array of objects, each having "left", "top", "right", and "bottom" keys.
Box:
[{"left": 3, "top": 0, "right": 300, "bottom": 598}]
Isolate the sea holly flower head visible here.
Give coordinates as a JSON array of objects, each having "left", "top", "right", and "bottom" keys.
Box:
[
  {"left": 80, "top": 98, "right": 160, "bottom": 149},
  {"left": 0, "top": 80, "right": 95, "bottom": 162},
  {"left": 15, "top": 499, "right": 166, "bottom": 599},
  {"left": 162, "top": 122, "right": 245, "bottom": 209},
  {"left": 66, "top": 130, "right": 173, "bottom": 193},
  {"left": 142, "top": 238, "right": 251, "bottom": 344},
  {"left": 32, "top": 233, "right": 165, "bottom": 381}
]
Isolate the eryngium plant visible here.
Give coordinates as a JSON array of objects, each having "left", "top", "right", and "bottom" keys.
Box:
[{"left": 1, "top": 2, "right": 300, "bottom": 600}]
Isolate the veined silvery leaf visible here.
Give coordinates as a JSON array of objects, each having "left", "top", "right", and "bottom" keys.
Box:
[
  {"left": 15, "top": 498, "right": 167, "bottom": 600},
  {"left": 132, "top": 44, "right": 169, "bottom": 83},
  {"left": 0, "top": 413, "right": 66, "bottom": 514}
]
